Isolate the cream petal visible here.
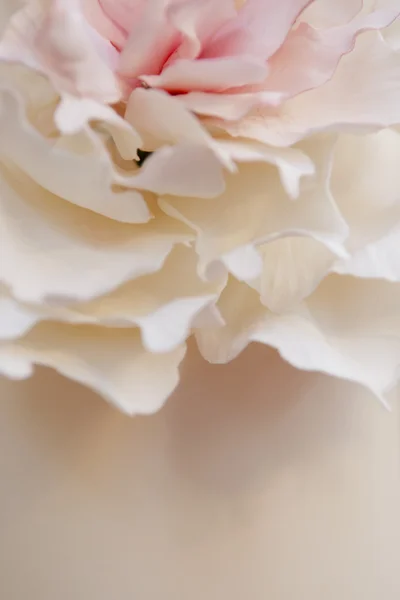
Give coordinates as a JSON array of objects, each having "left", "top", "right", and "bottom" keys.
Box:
[
  {"left": 195, "top": 278, "right": 266, "bottom": 363},
  {"left": 180, "top": 90, "right": 284, "bottom": 120},
  {"left": 0, "top": 323, "right": 187, "bottom": 414},
  {"left": 54, "top": 96, "right": 142, "bottom": 160},
  {"left": 160, "top": 136, "right": 348, "bottom": 276},
  {"left": 0, "top": 88, "right": 149, "bottom": 223},
  {"left": 122, "top": 144, "right": 225, "bottom": 198},
  {"left": 252, "top": 277, "right": 400, "bottom": 404},
  {"left": 215, "top": 139, "right": 315, "bottom": 199},
  {"left": 0, "top": 0, "right": 25, "bottom": 36},
  {"left": 197, "top": 276, "right": 400, "bottom": 403},
  {"left": 383, "top": 13, "right": 400, "bottom": 49},
  {"left": 0, "top": 293, "right": 39, "bottom": 339},
  {"left": 0, "top": 168, "right": 191, "bottom": 303},
  {"left": 301, "top": 0, "right": 363, "bottom": 27},
  {"left": 330, "top": 130, "right": 400, "bottom": 251},
  {"left": 136, "top": 297, "right": 218, "bottom": 353},
  {"left": 51, "top": 245, "right": 226, "bottom": 353},
  {"left": 257, "top": 237, "right": 335, "bottom": 312},
  {"left": 125, "top": 88, "right": 233, "bottom": 168},
  {"left": 333, "top": 226, "right": 400, "bottom": 282},
  {"left": 221, "top": 245, "right": 264, "bottom": 281}
]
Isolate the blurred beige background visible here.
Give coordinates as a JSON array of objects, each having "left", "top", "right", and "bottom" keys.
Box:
[{"left": 0, "top": 342, "right": 399, "bottom": 600}]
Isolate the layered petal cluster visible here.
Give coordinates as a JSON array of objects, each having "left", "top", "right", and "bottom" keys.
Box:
[{"left": 0, "top": 0, "right": 399, "bottom": 413}]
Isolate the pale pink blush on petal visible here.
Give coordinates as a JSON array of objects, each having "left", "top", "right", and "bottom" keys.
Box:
[
  {"left": 1, "top": 0, "right": 121, "bottom": 102},
  {"left": 141, "top": 56, "right": 268, "bottom": 93},
  {"left": 263, "top": 4, "right": 400, "bottom": 98},
  {"left": 118, "top": 0, "right": 178, "bottom": 79},
  {"left": 203, "top": 0, "right": 313, "bottom": 61}
]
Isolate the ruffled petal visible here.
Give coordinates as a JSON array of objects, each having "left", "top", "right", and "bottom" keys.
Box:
[
  {"left": 166, "top": 0, "right": 236, "bottom": 60},
  {"left": 44, "top": 245, "right": 226, "bottom": 353},
  {"left": 180, "top": 90, "right": 284, "bottom": 120},
  {"left": 125, "top": 88, "right": 234, "bottom": 169},
  {"left": 0, "top": 0, "right": 25, "bottom": 36},
  {"left": 141, "top": 56, "right": 268, "bottom": 93},
  {"left": 252, "top": 277, "right": 400, "bottom": 404},
  {"left": 300, "top": 0, "right": 363, "bottom": 28},
  {"left": 118, "top": 0, "right": 177, "bottom": 78},
  {"left": 215, "top": 138, "right": 315, "bottom": 199},
  {"left": 263, "top": 5, "right": 399, "bottom": 98},
  {"left": 0, "top": 323, "right": 187, "bottom": 414},
  {"left": 0, "top": 292, "right": 39, "bottom": 340},
  {"left": 123, "top": 144, "right": 225, "bottom": 198},
  {"left": 330, "top": 130, "right": 400, "bottom": 251},
  {"left": 0, "top": 0, "right": 120, "bottom": 102},
  {"left": 220, "top": 31, "right": 400, "bottom": 147},
  {"left": 160, "top": 136, "right": 348, "bottom": 279},
  {"left": 0, "top": 167, "right": 191, "bottom": 303},
  {"left": 204, "top": 0, "right": 312, "bottom": 61},
  {"left": 256, "top": 237, "right": 335, "bottom": 312},
  {"left": 197, "top": 277, "right": 400, "bottom": 404},
  {"left": 0, "top": 88, "right": 150, "bottom": 223},
  {"left": 333, "top": 226, "right": 400, "bottom": 282}
]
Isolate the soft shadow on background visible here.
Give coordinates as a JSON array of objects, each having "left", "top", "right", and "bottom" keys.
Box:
[{"left": 0, "top": 341, "right": 399, "bottom": 600}]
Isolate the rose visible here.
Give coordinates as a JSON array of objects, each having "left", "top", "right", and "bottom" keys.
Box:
[{"left": 0, "top": 0, "right": 399, "bottom": 414}]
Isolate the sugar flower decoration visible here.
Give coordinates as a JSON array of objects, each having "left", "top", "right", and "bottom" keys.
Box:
[{"left": 0, "top": 0, "right": 399, "bottom": 413}]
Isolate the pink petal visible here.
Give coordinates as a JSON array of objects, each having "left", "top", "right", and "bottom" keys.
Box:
[
  {"left": 141, "top": 56, "right": 268, "bottom": 93},
  {"left": 166, "top": 0, "right": 236, "bottom": 61},
  {"left": 264, "top": 5, "right": 400, "bottom": 98},
  {"left": 203, "top": 0, "right": 312, "bottom": 61},
  {"left": 218, "top": 29, "right": 400, "bottom": 147},
  {"left": 82, "top": 0, "right": 145, "bottom": 47},
  {"left": 1, "top": 0, "right": 120, "bottom": 102},
  {"left": 118, "top": 0, "right": 178, "bottom": 79}
]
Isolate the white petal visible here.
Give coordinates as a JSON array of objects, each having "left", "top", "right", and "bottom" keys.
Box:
[
  {"left": 331, "top": 130, "right": 400, "bottom": 251},
  {"left": 0, "top": 293, "right": 39, "bottom": 339},
  {"left": 125, "top": 88, "right": 234, "bottom": 169},
  {"left": 333, "top": 226, "right": 400, "bottom": 281},
  {"left": 0, "top": 0, "right": 25, "bottom": 36},
  {"left": 221, "top": 244, "right": 264, "bottom": 281},
  {"left": 180, "top": 90, "right": 284, "bottom": 120},
  {"left": 252, "top": 276, "right": 400, "bottom": 404},
  {"left": 0, "top": 87, "right": 150, "bottom": 224},
  {"left": 0, "top": 323, "right": 187, "bottom": 414},
  {"left": 301, "top": 0, "right": 363, "bottom": 27},
  {"left": 49, "top": 245, "right": 226, "bottom": 353},
  {"left": 160, "top": 136, "right": 348, "bottom": 277},
  {"left": 197, "top": 276, "right": 400, "bottom": 403},
  {"left": 195, "top": 278, "right": 266, "bottom": 363},
  {"left": 215, "top": 139, "right": 315, "bottom": 199},
  {"left": 123, "top": 144, "right": 225, "bottom": 198},
  {"left": 0, "top": 169, "right": 191, "bottom": 303},
  {"left": 54, "top": 96, "right": 142, "bottom": 160},
  {"left": 257, "top": 237, "right": 335, "bottom": 312}
]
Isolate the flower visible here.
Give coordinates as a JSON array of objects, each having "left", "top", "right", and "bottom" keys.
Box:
[{"left": 0, "top": 0, "right": 399, "bottom": 414}]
